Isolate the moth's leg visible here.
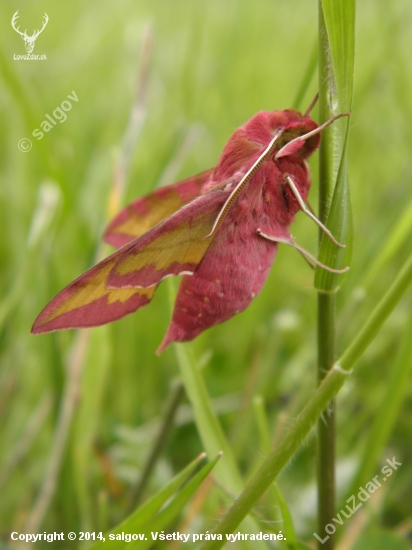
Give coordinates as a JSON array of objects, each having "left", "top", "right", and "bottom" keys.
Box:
[
  {"left": 285, "top": 175, "right": 345, "bottom": 248},
  {"left": 257, "top": 229, "right": 349, "bottom": 274},
  {"left": 297, "top": 250, "right": 317, "bottom": 270}
]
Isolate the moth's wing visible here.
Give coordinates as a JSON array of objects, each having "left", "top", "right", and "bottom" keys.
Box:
[
  {"left": 31, "top": 184, "right": 229, "bottom": 334},
  {"left": 104, "top": 169, "right": 214, "bottom": 248},
  {"left": 31, "top": 252, "right": 156, "bottom": 334},
  {"left": 107, "top": 186, "right": 230, "bottom": 289}
]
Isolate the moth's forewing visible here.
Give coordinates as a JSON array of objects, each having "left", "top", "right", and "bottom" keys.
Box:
[
  {"left": 31, "top": 253, "right": 156, "bottom": 334},
  {"left": 106, "top": 188, "right": 229, "bottom": 290},
  {"left": 104, "top": 169, "right": 213, "bottom": 248},
  {"left": 32, "top": 185, "right": 229, "bottom": 334}
]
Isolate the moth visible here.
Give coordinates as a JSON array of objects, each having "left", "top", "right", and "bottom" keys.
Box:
[{"left": 32, "top": 102, "right": 349, "bottom": 353}]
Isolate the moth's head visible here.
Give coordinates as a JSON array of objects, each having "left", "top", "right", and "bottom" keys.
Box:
[
  {"left": 268, "top": 109, "right": 320, "bottom": 159},
  {"left": 215, "top": 108, "right": 321, "bottom": 181}
]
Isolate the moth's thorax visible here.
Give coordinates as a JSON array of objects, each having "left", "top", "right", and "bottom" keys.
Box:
[
  {"left": 208, "top": 109, "right": 316, "bottom": 230},
  {"left": 242, "top": 158, "right": 311, "bottom": 227}
]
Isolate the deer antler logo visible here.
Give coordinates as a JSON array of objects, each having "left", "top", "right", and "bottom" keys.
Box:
[{"left": 11, "top": 11, "right": 49, "bottom": 54}]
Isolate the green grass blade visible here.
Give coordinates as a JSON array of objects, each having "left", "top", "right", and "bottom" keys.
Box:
[
  {"left": 314, "top": 135, "right": 353, "bottom": 290},
  {"left": 315, "top": 0, "right": 355, "bottom": 290},
  {"left": 88, "top": 453, "right": 208, "bottom": 550},
  {"left": 315, "top": 4, "right": 355, "bottom": 547},
  {"left": 338, "top": 252, "right": 412, "bottom": 371},
  {"left": 274, "top": 485, "right": 297, "bottom": 548},
  {"left": 343, "top": 313, "right": 412, "bottom": 501},
  {"left": 362, "top": 197, "right": 412, "bottom": 288},
  {"left": 253, "top": 395, "right": 271, "bottom": 456},
  {"left": 71, "top": 326, "right": 112, "bottom": 531},
  {"left": 173, "top": 342, "right": 243, "bottom": 491},
  {"left": 321, "top": 0, "right": 355, "bottom": 113},
  {"left": 125, "top": 453, "right": 222, "bottom": 550}
]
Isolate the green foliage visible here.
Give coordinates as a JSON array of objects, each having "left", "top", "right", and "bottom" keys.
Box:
[
  {"left": 1, "top": 0, "right": 412, "bottom": 549},
  {"left": 89, "top": 453, "right": 220, "bottom": 550},
  {"left": 315, "top": 0, "right": 355, "bottom": 290},
  {"left": 322, "top": 0, "right": 355, "bottom": 113}
]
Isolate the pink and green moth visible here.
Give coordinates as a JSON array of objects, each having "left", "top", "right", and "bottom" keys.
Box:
[{"left": 32, "top": 103, "right": 348, "bottom": 353}]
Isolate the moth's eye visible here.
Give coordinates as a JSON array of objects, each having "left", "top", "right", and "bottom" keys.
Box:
[{"left": 275, "top": 128, "right": 302, "bottom": 149}]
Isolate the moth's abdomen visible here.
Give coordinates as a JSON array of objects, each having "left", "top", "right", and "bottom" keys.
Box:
[{"left": 157, "top": 230, "right": 277, "bottom": 352}]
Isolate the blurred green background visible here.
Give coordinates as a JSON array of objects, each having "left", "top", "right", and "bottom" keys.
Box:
[{"left": 1, "top": 0, "right": 412, "bottom": 548}]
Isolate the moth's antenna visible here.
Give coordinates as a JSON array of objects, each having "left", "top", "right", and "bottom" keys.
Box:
[
  {"left": 206, "top": 129, "right": 283, "bottom": 239},
  {"left": 303, "top": 93, "right": 319, "bottom": 117}
]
